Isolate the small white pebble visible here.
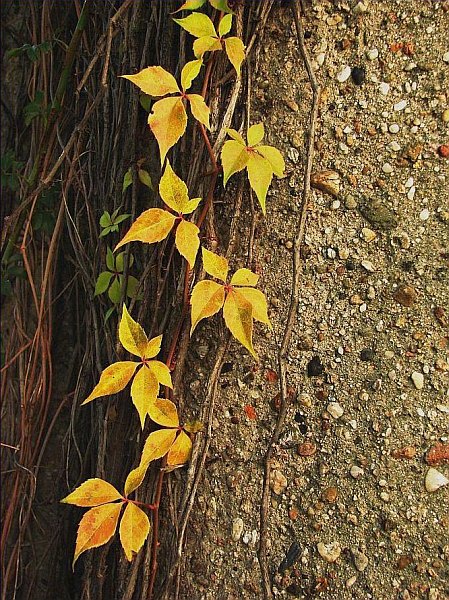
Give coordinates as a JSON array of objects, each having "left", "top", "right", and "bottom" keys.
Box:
[
  {"left": 419, "top": 208, "right": 430, "bottom": 221},
  {"left": 443, "top": 51, "right": 449, "bottom": 63},
  {"left": 411, "top": 371, "right": 424, "bottom": 390},
  {"left": 350, "top": 465, "right": 364, "bottom": 479},
  {"left": 367, "top": 48, "right": 379, "bottom": 60},
  {"left": 359, "top": 303, "right": 367, "bottom": 313},
  {"left": 407, "top": 186, "right": 416, "bottom": 201},
  {"left": 410, "top": 125, "right": 418, "bottom": 134},
  {"left": 317, "top": 52, "right": 326, "bottom": 66},
  {"left": 361, "top": 259, "right": 375, "bottom": 272},
  {"left": 331, "top": 199, "right": 341, "bottom": 209},
  {"left": 379, "top": 82, "right": 390, "bottom": 96},
  {"left": 389, "top": 141, "right": 401, "bottom": 152},
  {"left": 394, "top": 100, "right": 407, "bottom": 111},
  {"left": 405, "top": 177, "right": 414, "bottom": 188},
  {"left": 337, "top": 65, "right": 351, "bottom": 83},
  {"left": 327, "top": 247, "right": 337, "bottom": 259},
  {"left": 382, "top": 162, "right": 393, "bottom": 174},
  {"left": 425, "top": 468, "right": 449, "bottom": 493},
  {"left": 389, "top": 123, "right": 400, "bottom": 134}
]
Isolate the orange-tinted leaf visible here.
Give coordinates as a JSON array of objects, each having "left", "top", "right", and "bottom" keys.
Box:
[
  {"left": 82, "top": 362, "right": 139, "bottom": 405},
  {"left": 124, "top": 464, "right": 148, "bottom": 497},
  {"left": 224, "top": 36, "right": 245, "bottom": 75},
  {"left": 130, "top": 366, "right": 159, "bottom": 428},
  {"left": 119, "top": 502, "right": 150, "bottom": 561},
  {"left": 73, "top": 503, "right": 122, "bottom": 567},
  {"left": 193, "top": 36, "right": 222, "bottom": 59},
  {"left": 246, "top": 152, "right": 273, "bottom": 214},
  {"left": 148, "top": 97, "right": 187, "bottom": 164},
  {"left": 144, "top": 335, "right": 163, "bottom": 360},
  {"left": 115, "top": 208, "right": 175, "bottom": 250},
  {"left": 147, "top": 360, "right": 173, "bottom": 389},
  {"left": 187, "top": 94, "right": 210, "bottom": 129},
  {"left": 172, "top": 0, "right": 206, "bottom": 13},
  {"left": 181, "top": 59, "right": 203, "bottom": 91},
  {"left": 237, "top": 287, "right": 271, "bottom": 327},
  {"left": 147, "top": 398, "right": 179, "bottom": 427},
  {"left": 121, "top": 66, "right": 180, "bottom": 97},
  {"left": 159, "top": 160, "right": 189, "bottom": 213},
  {"left": 257, "top": 145, "right": 285, "bottom": 177},
  {"left": 61, "top": 479, "right": 122, "bottom": 507},
  {"left": 119, "top": 304, "right": 148, "bottom": 358},
  {"left": 247, "top": 123, "right": 265, "bottom": 146},
  {"left": 218, "top": 13, "right": 232, "bottom": 37},
  {"left": 140, "top": 428, "right": 177, "bottom": 465},
  {"left": 201, "top": 247, "right": 229, "bottom": 281},
  {"left": 173, "top": 14, "right": 216, "bottom": 38},
  {"left": 167, "top": 431, "right": 192, "bottom": 465},
  {"left": 190, "top": 280, "right": 225, "bottom": 334},
  {"left": 221, "top": 139, "right": 249, "bottom": 185},
  {"left": 175, "top": 219, "right": 200, "bottom": 268},
  {"left": 230, "top": 268, "right": 259, "bottom": 287},
  {"left": 223, "top": 288, "right": 256, "bottom": 358},
  {"left": 226, "top": 128, "right": 245, "bottom": 144}
]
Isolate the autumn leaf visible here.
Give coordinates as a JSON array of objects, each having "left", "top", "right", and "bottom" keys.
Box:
[
  {"left": 148, "top": 96, "right": 187, "bottom": 165},
  {"left": 173, "top": 14, "right": 216, "bottom": 38},
  {"left": 175, "top": 220, "right": 200, "bottom": 268},
  {"left": 119, "top": 304, "right": 149, "bottom": 357},
  {"left": 130, "top": 366, "right": 159, "bottom": 428},
  {"left": 124, "top": 464, "right": 148, "bottom": 497},
  {"left": 223, "top": 287, "right": 256, "bottom": 358},
  {"left": 61, "top": 479, "right": 122, "bottom": 507},
  {"left": 230, "top": 268, "right": 259, "bottom": 287},
  {"left": 115, "top": 208, "right": 175, "bottom": 250},
  {"left": 147, "top": 398, "right": 179, "bottom": 428},
  {"left": 121, "top": 66, "right": 179, "bottom": 96},
  {"left": 201, "top": 247, "right": 229, "bottom": 281},
  {"left": 167, "top": 431, "right": 192, "bottom": 465},
  {"left": 221, "top": 139, "right": 249, "bottom": 185},
  {"left": 186, "top": 93, "right": 210, "bottom": 129},
  {"left": 119, "top": 503, "right": 151, "bottom": 561},
  {"left": 159, "top": 160, "right": 190, "bottom": 213},
  {"left": 190, "top": 280, "right": 225, "bottom": 334},
  {"left": 140, "top": 428, "right": 178, "bottom": 466},
  {"left": 82, "top": 362, "right": 139, "bottom": 405},
  {"left": 146, "top": 360, "right": 173, "bottom": 389},
  {"left": 237, "top": 287, "right": 271, "bottom": 327},
  {"left": 172, "top": 0, "right": 206, "bottom": 13},
  {"left": 73, "top": 503, "right": 122, "bottom": 567},
  {"left": 224, "top": 37, "right": 245, "bottom": 74}
]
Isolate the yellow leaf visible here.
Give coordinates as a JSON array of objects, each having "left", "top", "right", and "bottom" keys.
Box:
[
  {"left": 121, "top": 66, "right": 180, "bottom": 97},
  {"left": 73, "top": 503, "right": 122, "bottom": 568},
  {"left": 221, "top": 139, "right": 249, "bottom": 185},
  {"left": 257, "top": 145, "right": 285, "bottom": 177},
  {"left": 147, "top": 398, "right": 179, "bottom": 428},
  {"left": 247, "top": 123, "right": 265, "bottom": 147},
  {"left": 225, "top": 128, "right": 245, "bottom": 144},
  {"left": 218, "top": 13, "right": 233, "bottom": 37},
  {"left": 193, "top": 36, "right": 222, "bottom": 59},
  {"left": 124, "top": 464, "right": 148, "bottom": 497},
  {"left": 148, "top": 96, "right": 187, "bottom": 165},
  {"left": 224, "top": 36, "right": 245, "bottom": 75},
  {"left": 237, "top": 287, "right": 271, "bottom": 327},
  {"left": 172, "top": 0, "right": 206, "bottom": 13},
  {"left": 61, "top": 478, "right": 122, "bottom": 507},
  {"left": 167, "top": 431, "right": 192, "bottom": 465},
  {"left": 144, "top": 335, "right": 162, "bottom": 360},
  {"left": 130, "top": 366, "right": 159, "bottom": 428},
  {"left": 119, "top": 502, "right": 150, "bottom": 561},
  {"left": 140, "top": 428, "right": 177, "bottom": 465},
  {"left": 187, "top": 94, "right": 210, "bottom": 129},
  {"left": 82, "top": 362, "right": 139, "bottom": 405},
  {"left": 246, "top": 152, "right": 273, "bottom": 214},
  {"left": 230, "top": 268, "right": 259, "bottom": 287},
  {"left": 201, "top": 247, "right": 229, "bottom": 281},
  {"left": 190, "top": 280, "right": 225, "bottom": 334},
  {"left": 173, "top": 14, "right": 216, "bottom": 38},
  {"left": 181, "top": 59, "right": 203, "bottom": 91},
  {"left": 223, "top": 288, "right": 256, "bottom": 358},
  {"left": 115, "top": 208, "right": 175, "bottom": 250},
  {"left": 119, "top": 305, "right": 148, "bottom": 358},
  {"left": 182, "top": 196, "right": 202, "bottom": 215},
  {"left": 175, "top": 220, "right": 200, "bottom": 268},
  {"left": 147, "top": 360, "right": 173, "bottom": 389},
  {"left": 159, "top": 160, "right": 189, "bottom": 213}
]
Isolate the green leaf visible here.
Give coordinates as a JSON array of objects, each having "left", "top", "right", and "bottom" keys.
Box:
[
  {"left": 139, "top": 93, "right": 153, "bottom": 112},
  {"left": 123, "top": 169, "right": 133, "bottom": 192},
  {"left": 126, "top": 276, "right": 141, "bottom": 299},
  {"left": 99, "top": 226, "right": 113, "bottom": 238},
  {"left": 209, "top": 0, "right": 234, "bottom": 13},
  {"left": 181, "top": 59, "right": 203, "bottom": 92},
  {"left": 108, "top": 277, "right": 121, "bottom": 303},
  {"left": 138, "top": 169, "right": 153, "bottom": 190},
  {"left": 173, "top": 14, "right": 217, "bottom": 38},
  {"left": 115, "top": 252, "right": 126, "bottom": 273},
  {"left": 106, "top": 247, "right": 115, "bottom": 271},
  {"left": 113, "top": 213, "right": 131, "bottom": 225},
  {"left": 100, "top": 211, "right": 112, "bottom": 227},
  {"left": 104, "top": 306, "right": 116, "bottom": 324},
  {"left": 94, "top": 272, "right": 113, "bottom": 296},
  {"left": 247, "top": 123, "right": 264, "bottom": 147},
  {"left": 172, "top": 0, "right": 206, "bottom": 12}
]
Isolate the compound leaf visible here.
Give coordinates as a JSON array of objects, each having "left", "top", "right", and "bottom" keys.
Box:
[
  {"left": 119, "top": 305, "right": 148, "bottom": 358},
  {"left": 167, "top": 431, "right": 192, "bottom": 466},
  {"left": 121, "top": 66, "right": 180, "bottom": 97},
  {"left": 73, "top": 503, "right": 122, "bottom": 568},
  {"left": 175, "top": 219, "right": 200, "bottom": 268},
  {"left": 223, "top": 288, "right": 256, "bottom": 358},
  {"left": 130, "top": 366, "right": 159, "bottom": 428},
  {"left": 61, "top": 479, "right": 122, "bottom": 507},
  {"left": 246, "top": 152, "right": 273, "bottom": 214},
  {"left": 230, "top": 268, "right": 259, "bottom": 287},
  {"left": 187, "top": 94, "right": 210, "bottom": 129},
  {"left": 173, "top": 14, "right": 216, "bottom": 38},
  {"left": 148, "top": 97, "right": 187, "bottom": 165},
  {"left": 201, "top": 247, "right": 229, "bottom": 281},
  {"left": 83, "top": 362, "right": 139, "bottom": 405},
  {"left": 190, "top": 280, "right": 225, "bottom": 334},
  {"left": 224, "top": 36, "right": 245, "bottom": 75},
  {"left": 119, "top": 503, "right": 150, "bottom": 561},
  {"left": 181, "top": 59, "right": 203, "bottom": 91},
  {"left": 115, "top": 208, "right": 175, "bottom": 250},
  {"left": 147, "top": 398, "right": 179, "bottom": 428},
  {"left": 221, "top": 139, "right": 249, "bottom": 185}
]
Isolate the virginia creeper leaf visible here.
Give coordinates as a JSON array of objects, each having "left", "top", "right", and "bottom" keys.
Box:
[
  {"left": 256, "top": 145, "right": 285, "bottom": 177},
  {"left": 225, "top": 128, "right": 245, "bottom": 144},
  {"left": 119, "top": 503, "right": 150, "bottom": 561},
  {"left": 146, "top": 360, "right": 173, "bottom": 389},
  {"left": 130, "top": 366, "right": 159, "bottom": 428},
  {"left": 123, "top": 169, "right": 133, "bottom": 192},
  {"left": 246, "top": 152, "right": 273, "bottom": 214},
  {"left": 223, "top": 288, "right": 256, "bottom": 358},
  {"left": 108, "top": 277, "right": 121, "bottom": 303},
  {"left": 61, "top": 479, "right": 122, "bottom": 507},
  {"left": 94, "top": 271, "right": 113, "bottom": 296},
  {"left": 121, "top": 67, "right": 180, "bottom": 96},
  {"left": 175, "top": 219, "right": 200, "bottom": 268},
  {"left": 182, "top": 197, "right": 202, "bottom": 215},
  {"left": 247, "top": 122, "right": 265, "bottom": 146},
  {"left": 124, "top": 464, "right": 147, "bottom": 497},
  {"left": 73, "top": 503, "right": 122, "bottom": 568},
  {"left": 119, "top": 305, "right": 149, "bottom": 358},
  {"left": 201, "top": 247, "right": 229, "bottom": 281},
  {"left": 173, "top": 14, "right": 216, "bottom": 38},
  {"left": 190, "top": 280, "right": 225, "bottom": 334},
  {"left": 115, "top": 208, "right": 176, "bottom": 250},
  {"left": 218, "top": 13, "right": 232, "bottom": 37},
  {"left": 126, "top": 276, "right": 141, "bottom": 299},
  {"left": 193, "top": 36, "right": 222, "bottom": 59},
  {"left": 145, "top": 335, "right": 163, "bottom": 359},
  {"left": 224, "top": 37, "right": 245, "bottom": 75},
  {"left": 147, "top": 398, "right": 179, "bottom": 428},
  {"left": 181, "top": 59, "right": 203, "bottom": 91},
  {"left": 106, "top": 247, "right": 115, "bottom": 271},
  {"left": 186, "top": 94, "right": 210, "bottom": 129},
  {"left": 148, "top": 97, "right": 187, "bottom": 165},
  {"left": 159, "top": 160, "right": 189, "bottom": 213},
  {"left": 209, "top": 0, "right": 234, "bottom": 12},
  {"left": 138, "top": 168, "right": 153, "bottom": 189},
  {"left": 140, "top": 428, "right": 177, "bottom": 465},
  {"left": 184, "top": 419, "right": 204, "bottom": 433},
  {"left": 83, "top": 362, "right": 139, "bottom": 404},
  {"left": 167, "top": 431, "right": 192, "bottom": 466},
  {"left": 230, "top": 268, "right": 259, "bottom": 287},
  {"left": 172, "top": 0, "right": 206, "bottom": 12},
  {"left": 237, "top": 287, "right": 271, "bottom": 327},
  {"left": 221, "top": 139, "right": 249, "bottom": 185},
  {"left": 100, "top": 212, "right": 112, "bottom": 227}
]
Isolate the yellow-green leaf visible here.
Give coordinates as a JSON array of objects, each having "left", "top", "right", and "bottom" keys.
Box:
[
  {"left": 124, "top": 464, "right": 148, "bottom": 497},
  {"left": 130, "top": 366, "right": 159, "bottom": 428},
  {"left": 172, "top": 0, "right": 206, "bottom": 13},
  {"left": 218, "top": 13, "right": 232, "bottom": 37},
  {"left": 73, "top": 503, "right": 122, "bottom": 568},
  {"left": 224, "top": 36, "right": 245, "bottom": 75},
  {"left": 246, "top": 152, "right": 273, "bottom": 214},
  {"left": 247, "top": 123, "right": 265, "bottom": 147},
  {"left": 193, "top": 36, "right": 222, "bottom": 59},
  {"left": 115, "top": 208, "right": 175, "bottom": 250},
  {"left": 119, "top": 502, "right": 150, "bottom": 561},
  {"left": 147, "top": 360, "right": 173, "bottom": 389},
  {"left": 182, "top": 196, "right": 202, "bottom": 215},
  {"left": 61, "top": 479, "right": 122, "bottom": 507},
  {"left": 147, "top": 398, "right": 179, "bottom": 428},
  {"left": 167, "top": 431, "right": 192, "bottom": 465},
  {"left": 257, "top": 145, "right": 285, "bottom": 177},
  {"left": 181, "top": 59, "right": 203, "bottom": 91},
  {"left": 144, "top": 335, "right": 162, "bottom": 360},
  {"left": 159, "top": 160, "right": 189, "bottom": 213},
  {"left": 230, "top": 268, "right": 259, "bottom": 287},
  {"left": 119, "top": 305, "right": 148, "bottom": 358},
  {"left": 201, "top": 247, "right": 229, "bottom": 281},
  {"left": 82, "top": 362, "right": 139, "bottom": 405},
  {"left": 121, "top": 67, "right": 180, "bottom": 97},
  {"left": 221, "top": 139, "right": 249, "bottom": 185},
  {"left": 140, "top": 428, "right": 177, "bottom": 465},
  {"left": 190, "top": 280, "right": 225, "bottom": 334},
  {"left": 138, "top": 168, "right": 153, "bottom": 190},
  {"left": 209, "top": 0, "right": 234, "bottom": 13},
  {"left": 173, "top": 13, "right": 216, "bottom": 38},
  {"left": 148, "top": 96, "right": 187, "bottom": 165},
  {"left": 237, "top": 287, "right": 271, "bottom": 327},
  {"left": 226, "top": 128, "right": 245, "bottom": 144},
  {"left": 223, "top": 288, "right": 256, "bottom": 358},
  {"left": 187, "top": 93, "right": 210, "bottom": 129},
  {"left": 175, "top": 219, "right": 200, "bottom": 268}
]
